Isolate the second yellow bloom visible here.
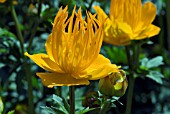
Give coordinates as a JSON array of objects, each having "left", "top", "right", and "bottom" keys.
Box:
[{"left": 94, "top": 0, "right": 160, "bottom": 46}]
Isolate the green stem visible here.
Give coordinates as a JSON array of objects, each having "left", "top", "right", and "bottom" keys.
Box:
[
  {"left": 99, "top": 100, "right": 111, "bottom": 114},
  {"left": 125, "top": 76, "right": 135, "bottom": 114},
  {"left": 125, "top": 46, "right": 132, "bottom": 69},
  {"left": 27, "top": 21, "right": 39, "bottom": 53},
  {"left": 125, "top": 43, "right": 140, "bottom": 114},
  {"left": 166, "top": 0, "right": 170, "bottom": 51},
  {"left": 27, "top": 0, "right": 42, "bottom": 53},
  {"left": 69, "top": 86, "right": 75, "bottom": 114},
  {"left": 134, "top": 43, "right": 141, "bottom": 69},
  {"left": 24, "top": 63, "right": 35, "bottom": 114},
  {"left": 10, "top": 5, "right": 24, "bottom": 56},
  {"left": 10, "top": 4, "right": 34, "bottom": 114},
  {"left": 55, "top": 86, "right": 62, "bottom": 97}
]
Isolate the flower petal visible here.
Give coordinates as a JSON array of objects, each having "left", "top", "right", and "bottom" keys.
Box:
[
  {"left": 104, "top": 22, "right": 132, "bottom": 46},
  {"left": 104, "top": 34, "right": 131, "bottom": 46},
  {"left": 135, "top": 24, "right": 160, "bottom": 40},
  {"left": 110, "top": 0, "right": 124, "bottom": 20},
  {"left": 141, "top": 2, "right": 157, "bottom": 27},
  {"left": 93, "top": 6, "right": 108, "bottom": 22},
  {"left": 36, "top": 73, "right": 90, "bottom": 87},
  {"left": 25, "top": 52, "right": 63, "bottom": 73},
  {"left": 45, "top": 34, "right": 55, "bottom": 61},
  {"left": 80, "top": 54, "right": 119, "bottom": 80}
]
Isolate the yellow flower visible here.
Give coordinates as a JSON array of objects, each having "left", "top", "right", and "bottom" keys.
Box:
[
  {"left": 0, "top": 0, "right": 6, "bottom": 3},
  {"left": 94, "top": 0, "right": 160, "bottom": 46},
  {"left": 25, "top": 6, "right": 118, "bottom": 87}
]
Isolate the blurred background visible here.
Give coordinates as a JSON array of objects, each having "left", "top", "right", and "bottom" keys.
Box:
[{"left": 0, "top": 0, "right": 170, "bottom": 114}]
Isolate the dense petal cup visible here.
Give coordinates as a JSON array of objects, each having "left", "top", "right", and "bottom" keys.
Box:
[{"left": 25, "top": 6, "right": 119, "bottom": 87}]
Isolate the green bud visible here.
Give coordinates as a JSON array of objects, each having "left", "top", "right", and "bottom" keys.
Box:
[{"left": 98, "top": 70, "right": 128, "bottom": 97}]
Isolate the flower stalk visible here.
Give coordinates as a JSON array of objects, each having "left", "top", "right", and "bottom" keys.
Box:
[
  {"left": 99, "top": 100, "right": 111, "bottom": 114},
  {"left": 69, "top": 86, "right": 75, "bottom": 114},
  {"left": 125, "top": 43, "right": 140, "bottom": 114},
  {"left": 24, "top": 63, "right": 34, "bottom": 114},
  {"left": 125, "top": 75, "right": 135, "bottom": 114},
  {"left": 10, "top": 5, "right": 24, "bottom": 56},
  {"left": 10, "top": 3, "right": 34, "bottom": 114}
]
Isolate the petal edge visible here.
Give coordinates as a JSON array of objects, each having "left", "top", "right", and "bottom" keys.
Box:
[{"left": 36, "top": 73, "right": 90, "bottom": 87}]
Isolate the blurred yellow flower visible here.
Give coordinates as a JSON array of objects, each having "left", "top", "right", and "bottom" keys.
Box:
[
  {"left": 0, "top": 0, "right": 6, "bottom": 3},
  {"left": 0, "top": 0, "right": 18, "bottom": 4},
  {"left": 25, "top": 6, "right": 118, "bottom": 87},
  {"left": 13, "top": 0, "right": 18, "bottom": 5},
  {"left": 94, "top": 0, "right": 160, "bottom": 46}
]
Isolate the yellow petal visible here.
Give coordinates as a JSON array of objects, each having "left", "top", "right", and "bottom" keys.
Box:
[
  {"left": 45, "top": 34, "right": 55, "bottom": 61},
  {"left": 88, "top": 64, "right": 118, "bottom": 80},
  {"left": 135, "top": 24, "right": 160, "bottom": 40},
  {"left": 25, "top": 52, "right": 63, "bottom": 73},
  {"left": 52, "top": 7, "right": 68, "bottom": 63},
  {"left": 36, "top": 73, "right": 90, "bottom": 87},
  {"left": 104, "top": 22, "right": 132, "bottom": 46},
  {"left": 117, "top": 22, "right": 133, "bottom": 35},
  {"left": 93, "top": 6, "right": 108, "bottom": 22},
  {"left": 94, "top": 5, "right": 133, "bottom": 46},
  {"left": 141, "top": 2, "right": 157, "bottom": 27},
  {"left": 124, "top": 0, "right": 142, "bottom": 29},
  {"left": 81, "top": 54, "right": 119, "bottom": 80},
  {"left": 104, "top": 34, "right": 131, "bottom": 46},
  {"left": 110, "top": 0, "right": 124, "bottom": 21}
]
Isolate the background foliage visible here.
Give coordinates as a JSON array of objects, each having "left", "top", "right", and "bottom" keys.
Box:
[{"left": 0, "top": 0, "right": 170, "bottom": 114}]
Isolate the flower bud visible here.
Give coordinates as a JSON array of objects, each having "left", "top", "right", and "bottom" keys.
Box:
[
  {"left": 82, "top": 91, "right": 100, "bottom": 108},
  {"left": 98, "top": 70, "right": 128, "bottom": 97}
]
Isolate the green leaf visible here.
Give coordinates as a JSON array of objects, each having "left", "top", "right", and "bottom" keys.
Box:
[
  {"left": 76, "top": 107, "right": 95, "bottom": 114},
  {"left": 62, "top": 97, "right": 70, "bottom": 113},
  {"left": 140, "top": 56, "right": 164, "bottom": 69},
  {"left": 141, "top": 58, "right": 149, "bottom": 67},
  {"left": 75, "top": 87, "right": 85, "bottom": 110},
  {"left": 0, "top": 28, "right": 16, "bottom": 39},
  {"left": 146, "top": 71, "right": 164, "bottom": 84},
  {"left": 52, "top": 94, "right": 64, "bottom": 106},
  {"left": 51, "top": 106, "right": 67, "bottom": 114},
  {"left": 103, "top": 46, "right": 127, "bottom": 64},
  {"left": 40, "top": 106, "right": 57, "bottom": 114},
  {"left": 32, "top": 76, "right": 40, "bottom": 89},
  {"left": 0, "top": 97, "right": 3, "bottom": 113},
  {"left": 52, "top": 94, "right": 69, "bottom": 114},
  {"left": 7, "top": 110, "right": 15, "bottom": 114},
  {"left": 146, "top": 56, "right": 164, "bottom": 68},
  {"left": 111, "top": 96, "right": 120, "bottom": 102}
]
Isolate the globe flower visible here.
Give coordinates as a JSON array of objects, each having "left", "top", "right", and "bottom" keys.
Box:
[
  {"left": 94, "top": 0, "right": 160, "bottom": 46},
  {"left": 98, "top": 70, "right": 128, "bottom": 97},
  {"left": 25, "top": 6, "right": 119, "bottom": 87}
]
